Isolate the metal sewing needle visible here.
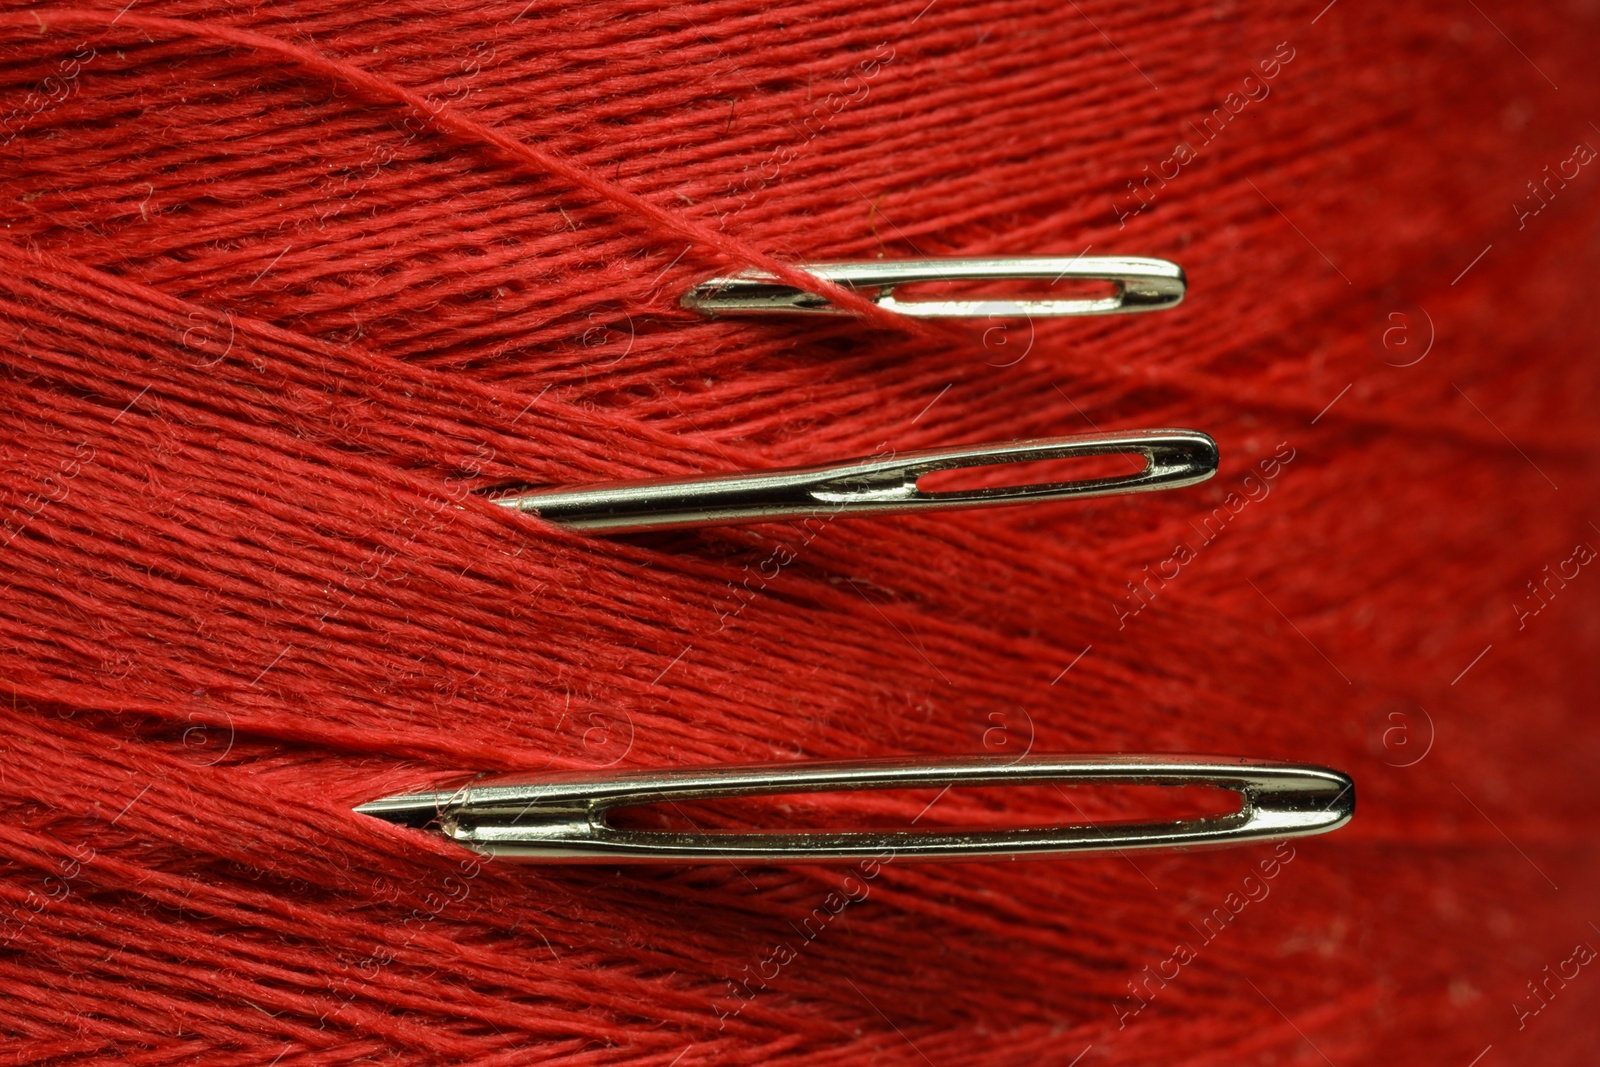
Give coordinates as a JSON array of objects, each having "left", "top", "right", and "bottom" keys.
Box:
[
  {"left": 492, "top": 429, "right": 1218, "bottom": 533},
  {"left": 354, "top": 754, "right": 1355, "bottom": 864},
  {"left": 681, "top": 256, "right": 1186, "bottom": 318}
]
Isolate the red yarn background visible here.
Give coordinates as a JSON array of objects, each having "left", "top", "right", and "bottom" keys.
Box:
[{"left": 3, "top": 1, "right": 1599, "bottom": 1064}]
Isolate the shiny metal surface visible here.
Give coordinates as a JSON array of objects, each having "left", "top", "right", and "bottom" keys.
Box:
[
  {"left": 495, "top": 429, "right": 1218, "bottom": 533},
  {"left": 681, "top": 256, "right": 1186, "bottom": 318},
  {"left": 355, "top": 754, "right": 1355, "bottom": 864}
]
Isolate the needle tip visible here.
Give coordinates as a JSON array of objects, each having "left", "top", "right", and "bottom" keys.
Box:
[{"left": 354, "top": 793, "right": 442, "bottom": 828}]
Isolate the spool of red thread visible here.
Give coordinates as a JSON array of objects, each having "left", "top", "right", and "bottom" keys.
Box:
[{"left": 1, "top": 2, "right": 1597, "bottom": 1064}]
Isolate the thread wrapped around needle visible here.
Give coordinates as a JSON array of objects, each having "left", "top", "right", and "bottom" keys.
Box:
[{"left": 681, "top": 256, "right": 1186, "bottom": 318}]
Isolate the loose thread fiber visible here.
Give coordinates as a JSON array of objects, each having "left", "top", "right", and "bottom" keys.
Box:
[{"left": 1, "top": 1, "right": 1598, "bottom": 1065}]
